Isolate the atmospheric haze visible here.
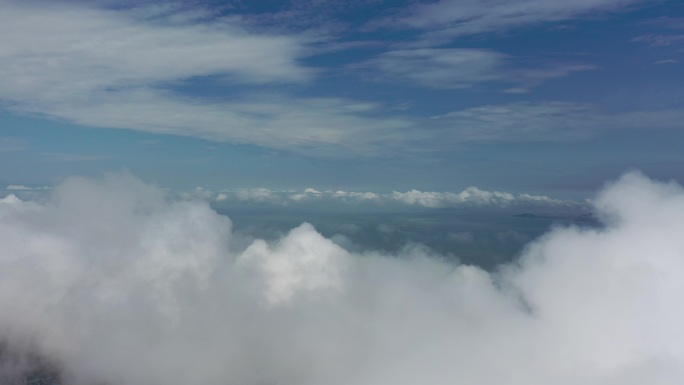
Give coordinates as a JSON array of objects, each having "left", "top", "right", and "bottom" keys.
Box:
[{"left": 1, "top": 172, "right": 684, "bottom": 385}]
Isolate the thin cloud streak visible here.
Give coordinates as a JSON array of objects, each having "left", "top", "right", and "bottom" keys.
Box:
[
  {"left": 24, "top": 89, "right": 411, "bottom": 156},
  {"left": 431, "top": 101, "right": 684, "bottom": 143},
  {"left": 358, "top": 48, "right": 596, "bottom": 90},
  {"left": 375, "top": 0, "right": 651, "bottom": 45}
]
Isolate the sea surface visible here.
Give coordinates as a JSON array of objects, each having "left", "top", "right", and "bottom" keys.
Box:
[{"left": 216, "top": 206, "right": 597, "bottom": 270}]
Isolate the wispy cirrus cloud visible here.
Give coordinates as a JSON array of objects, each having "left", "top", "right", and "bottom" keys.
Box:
[
  {"left": 431, "top": 102, "right": 600, "bottom": 142},
  {"left": 631, "top": 34, "right": 684, "bottom": 46},
  {"left": 358, "top": 48, "right": 596, "bottom": 90},
  {"left": 641, "top": 16, "right": 684, "bottom": 30},
  {"left": 27, "top": 89, "right": 411, "bottom": 156},
  {"left": 0, "top": 0, "right": 679, "bottom": 160},
  {"left": 182, "top": 184, "right": 581, "bottom": 208},
  {"left": 0, "top": 137, "right": 27, "bottom": 153},
  {"left": 5, "top": 185, "right": 50, "bottom": 191},
  {"left": 0, "top": 1, "right": 417, "bottom": 156},
  {"left": 359, "top": 48, "right": 506, "bottom": 89},
  {"left": 430, "top": 101, "right": 684, "bottom": 144},
  {"left": 375, "top": 0, "right": 651, "bottom": 45},
  {"left": 0, "top": 2, "right": 310, "bottom": 98}
]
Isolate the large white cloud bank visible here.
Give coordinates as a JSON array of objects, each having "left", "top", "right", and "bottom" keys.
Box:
[{"left": 0, "top": 172, "right": 683, "bottom": 385}]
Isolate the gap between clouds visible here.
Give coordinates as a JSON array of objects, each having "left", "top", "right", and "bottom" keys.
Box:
[{"left": 1, "top": 172, "right": 684, "bottom": 384}]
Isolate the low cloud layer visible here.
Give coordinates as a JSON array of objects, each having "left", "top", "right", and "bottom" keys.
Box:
[{"left": 1, "top": 172, "right": 684, "bottom": 385}]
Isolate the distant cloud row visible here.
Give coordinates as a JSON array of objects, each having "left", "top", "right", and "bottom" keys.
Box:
[
  {"left": 5, "top": 185, "right": 51, "bottom": 191},
  {"left": 181, "top": 186, "right": 582, "bottom": 208},
  {"left": 3, "top": 182, "right": 580, "bottom": 208}
]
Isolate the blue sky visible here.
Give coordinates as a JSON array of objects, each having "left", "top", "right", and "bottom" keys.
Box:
[
  {"left": 4, "top": 4, "right": 684, "bottom": 383},
  {"left": 1, "top": 0, "right": 684, "bottom": 199}
]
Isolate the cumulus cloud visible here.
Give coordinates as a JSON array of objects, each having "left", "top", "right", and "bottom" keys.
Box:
[
  {"left": 235, "top": 188, "right": 281, "bottom": 204},
  {"left": 0, "top": 194, "right": 21, "bottom": 205},
  {"left": 390, "top": 186, "right": 574, "bottom": 208},
  {"left": 2, "top": 171, "right": 684, "bottom": 384},
  {"left": 289, "top": 189, "right": 381, "bottom": 203},
  {"left": 188, "top": 184, "right": 576, "bottom": 208}
]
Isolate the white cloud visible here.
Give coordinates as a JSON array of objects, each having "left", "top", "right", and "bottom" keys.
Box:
[
  {"left": 1, "top": 172, "right": 684, "bottom": 384},
  {"left": 239, "top": 223, "right": 348, "bottom": 304},
  {"left": 390, "top": 186, "right": 574, "bottom": 208},
  {"left": 235, "top": 188, "right": 281, "bottom": 203},
  {"left": 0, "top": 2, "right": 413, "bottom": 155},
  {"left": 288, "top": 188, "right": 380, "bottom": 203},
  {"left": 17, "top": 87, "right": 410, "bottom": 156},
  {"left": 0, "top": 2, "right": 309, "bottom": 100},
  {"left": 5, "top": 185, "right": 32, "bottom": 191},
  {"left": 51, "top": 95, "right": 679, "bottom": 151},
  {"left": 0, "top": 1, "right": 679, "bottom": 157},
  {"left": 0, "top": 193, "right": 21, "bottom": 205},
  {"left": 202, "top": 185, "right": 575, "bottom": 208}
]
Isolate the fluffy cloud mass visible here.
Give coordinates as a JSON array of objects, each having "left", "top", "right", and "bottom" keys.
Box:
[{"left": 1, "top": 172, "right": 684, "bottom": 385}]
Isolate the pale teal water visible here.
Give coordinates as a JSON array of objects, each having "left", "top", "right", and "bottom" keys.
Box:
[{"left": 216, "top": 207, "right": 597, "bottom": 270}]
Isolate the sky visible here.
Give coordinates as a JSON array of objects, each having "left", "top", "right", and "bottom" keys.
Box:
[
  {"left": 3, "top": 2, "right": 684, "bottom": 384},
  {"left": 2, "top": 0, "right": 684, "bottom": 199}
]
